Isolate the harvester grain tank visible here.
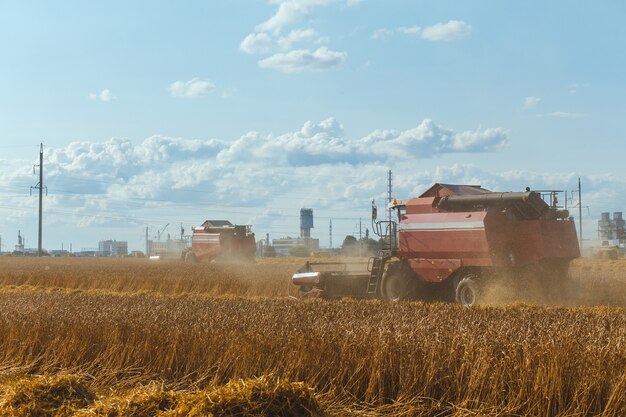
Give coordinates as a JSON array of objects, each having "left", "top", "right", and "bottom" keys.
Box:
[
  {"left": 292, "top": 184, "right": 580, "bottom": 305},
  {"left": 182, "top": 220, "right": 256, "bottom": 263}
]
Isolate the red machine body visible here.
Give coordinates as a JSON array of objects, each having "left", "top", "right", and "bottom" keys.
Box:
[
  {"left": 397, "top": 184, "right": 579, "bottom": 284},
  {"left": 184, "top": 220, "right": 256, "bottom": 263},
  {"left": 292, "top": 184, "right": 580, "bottom": 305}
]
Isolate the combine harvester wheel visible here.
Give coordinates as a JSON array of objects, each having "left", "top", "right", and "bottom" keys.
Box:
[
  {"left": 184, "top": 251, "right": 197, "bottom": 263},
  {"left": 455, "top": 274, "right": 480, "bottom": 306},
  {"left": 380, "top": 264, "right": 414, "bottom": 301}
]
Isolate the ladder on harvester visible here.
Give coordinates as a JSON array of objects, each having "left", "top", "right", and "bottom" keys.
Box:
[
  {"left": 366, "top": 257, "right": 385, "bottom": 295},
  {"left": 366, "top": 220, "right": 397, "bottom": 295}
]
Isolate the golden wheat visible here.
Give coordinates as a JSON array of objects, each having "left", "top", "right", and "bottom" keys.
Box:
[
  {"left": 0, "top": 257, "right": 296, "bottom": 298},
  {"left": 0, "top": 256, "right": 625, "bottom": 416},
  {"left": 0, "top": 374, "right": 324, "bottom": 417}
]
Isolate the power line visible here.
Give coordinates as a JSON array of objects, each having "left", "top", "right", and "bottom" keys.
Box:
[
  {"left": 0, "top": 184, "right": 375, "bottom": 218},
  {"left": 0, "top": 144, "right": 40, "bottom": 149},
  {"left": 0, "top": 202, "right": 366, "bottom": 237}
]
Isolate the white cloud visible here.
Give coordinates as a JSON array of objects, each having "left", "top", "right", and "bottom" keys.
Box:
[
  {"left": 277, "top": 29, "right": 324, "bottom": 50},
  {"left": 421, "top": 20, "right": 472, "bottom": 41},
  {"left": 538, "top": 112, "right": 585, "bottom": 118},
  {"left": 89, "top": 89, "right": 115, "bottom": 102},
  {"left": 240, "top": 32, "right": 275, "bottom": 54},
  {"left": 361, "top": 119, "right": 506, "bottom": 159},
  {"left": 371, "top": 28, "right": 393, "bottom": 40},
  {"left": 397, "top": 26, "right": 422, "bottom": 35},
  {"left": 7, "top": 116, "right": 625, "bottom": 253},
  {"left": 257, "top": 1, "right": 310, "bottom": 33},
  {"left": 168, "top": 78, "right": 215, "bottom": 98},
  {"left": 241, "top": 29, "right": 324, "bottom": 54},
  {"left": 0, "top": 116, "right": 514, "bottom": 251},
  {"left": 374, "top": 21, "right": 471, "bottom": 42},
  {"left": 258, "top": 47, "right": 347, "bottom": 73},
  {"left": 29, "top": 119, "right": 506, "bottom": 220},
  {"left": 453, "top": 127, "right": 508, "bottom": 151},
  {"left": 372, "top": 25, "right": 428, "bottom": 40},
  {"left": 242, "top": 1, "right": 357, "bottom": 73},
  {"left": 38, "top": 118, "right": 508, "bottom": 188},
  {"left": 524, "top": 96, "right": 542, "bottom": 109},
  {"left": 257, "top": 0, "right": 359, "bottom": 33},
  {"left": 218, "top": 117, "right": 506, "bottom": 166}
]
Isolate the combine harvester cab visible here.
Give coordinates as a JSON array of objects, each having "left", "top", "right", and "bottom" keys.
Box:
[
  {"left": 292, "top": 183, "right": 580, "bottom": 305},
  {"left": 183, "top": 220, "right": 256, "bottom": 263}
]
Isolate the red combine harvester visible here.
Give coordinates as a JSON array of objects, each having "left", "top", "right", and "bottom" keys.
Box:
[
  {"left": 182, "top": 220, "right": 256, "bottom": 263},
  {"left": 292, "top": 184, "right": 580, "bottom": 305}
]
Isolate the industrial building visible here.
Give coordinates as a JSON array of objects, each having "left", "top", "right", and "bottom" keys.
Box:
[
  {"left": 300, "top": 208, "right": 313, "bottom": 238},
  {"left": 581, "top": 211, "right": 626, "bottom": 257},
  {"left": 98, "top": 240, "right": 128, "bottom": 257},
  {"left": 598, "top": 212, "right": 625, "bottom": 243},
  {"left": 272, "top": 236, "right": 320, "bottom": 256},
  {"left": 14, "top": 230, "right": 24, "bottom": 254},
  {"left": 271, "top": 208, "right": 319, "bottom": 256},
  {"left": 147, "top": 237, "right": 189, "bottom": 259}
]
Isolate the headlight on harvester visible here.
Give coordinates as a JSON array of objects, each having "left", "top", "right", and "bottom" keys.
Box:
[{"left": 292, "top": 271, "right": 322, "bottom": 285}]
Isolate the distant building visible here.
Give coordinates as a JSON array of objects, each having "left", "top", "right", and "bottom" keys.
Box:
[
  {"left": 272, "top": 236, "right": 319, "bottom": 256},
  {"left": 75, "top": 250, "right": 97, "bottom": 257},
  {"left": 598, "top": 212, "right": 625, "bottom": 243},
  {"left": 147, "top": 237, "right": 189, "bottom": 259},
  {"left": 14, "top": 230, "right": 24, "bottom": 254},
  {"left": 98, "top": 240, "right": 128, "bottom": 257},
  {"left": 268, "top": 208, "right": 320, "bottom": 256},
  {"left": 300, "top": 208, "right": 313, "bottom": 238}
]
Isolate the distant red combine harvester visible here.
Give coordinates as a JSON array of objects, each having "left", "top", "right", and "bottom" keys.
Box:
[
  {"left": 182, "top": 220, "right": 256, "bottom": 263},
  {"left": 292, "top": 183, "right": 580, "bottom": 305}
]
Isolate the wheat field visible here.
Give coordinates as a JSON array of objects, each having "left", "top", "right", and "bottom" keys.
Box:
[{"left": 0, "top": 256, "right": 625, "bottom": 416}]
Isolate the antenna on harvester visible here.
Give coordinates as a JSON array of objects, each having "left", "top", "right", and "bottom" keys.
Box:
[{"left": 30, "top": 143, "right": 47, "bottom": 257}]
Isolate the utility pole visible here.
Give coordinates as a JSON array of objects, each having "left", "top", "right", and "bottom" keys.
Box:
[
  {"left": 145, "top": 226, "right": 149, "bottom": 257},
  {"left": 387, "top": 170, "right": 392, "bottom": 221},
  {"left": 578, "top": 177, "right": 582, "bottom": 250},
  {"left": 358, "top": 218, "right": 363, "bottom": 257},
  {"left": 568, "top": 181, "right": 587, "bottom": 251},
  {"left": 387, "top": 170, "right": 394, "bottom": 249},
  {"left": 329, "top": 219, "right": 333, "bottom": 249},
  {"left": 30, "top": 143, "right": 46, "bottom": 257}
]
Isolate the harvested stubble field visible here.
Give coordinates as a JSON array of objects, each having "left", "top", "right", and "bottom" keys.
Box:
[{"left": 0, "top": 257, "right": 625, "bottom": 416}]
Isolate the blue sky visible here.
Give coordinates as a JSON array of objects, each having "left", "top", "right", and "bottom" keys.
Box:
[{"left": 1, "top": 1, "right": 625, "bottom": 252}]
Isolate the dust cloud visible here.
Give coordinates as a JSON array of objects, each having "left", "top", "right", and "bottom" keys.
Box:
[{"left": 480, "top": 259, "right": 626, "bottom": 307}]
